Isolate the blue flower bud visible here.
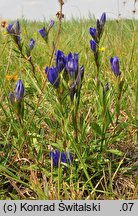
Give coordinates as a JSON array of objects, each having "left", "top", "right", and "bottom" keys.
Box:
[
  {"left": 7, "top": 23, "right": 14, "bottom": 34},
  {"left": 105, "top": 82, "right": 109, "bottom": 92},
  {"left": 90, "top": 40, "right": 96, "bottom": 53},
  {"left": 14, "top": 79, "right": 24, "bottom": 101},
  {"left": 73, "top": 53, "right": 79, "bottom": 74},
  {"left": 96, "top": 12, "right": 106, "bottom": 40},
  {"left": 61, "top": 152, "right": 67, "bottom": 163},
  {"left": 28, "top": 38, "right": 35, "bottom": 51},
  {"left": 45, "top": 66, "right": 60, "bottom": 88},
  {"left": 76, "top": 65, "right": 84, "bottom": 86},
  {"left": 38, "top": 27, "right": 47, "bottom": 39},
  {"left": 7, "top": 20, "right": 21, "bottom": 45},
  {"left": 110, "top": 56, "right": 121, "bottom": 77},
  {"left": 50, "top": 149, "right": 60, "bottom": 167},
  {"left": 66, "top": 52, "right": 73, "bottom": 76},
  {"left": 48, "top": 20, "right": 55, "bottom": 30},
  {"left": 89, "top": 27, "right": 97, "bottom": 39},
  {"left": 70, "top": 82, "right": 76, "bottom": 101},
  {"left": 66, "top": 52, "right": 78, "bottom": 77},
  {"left": 15, "top": 20, "right": 21, "bottom": 45},
  {"left": 100, "top": 12, "right": 106, "bottom": 27},
  {"left": 55, "top": 50, "right": 66, "bottom": 73},
  {"left": 15, "top": 20, "right": 20, "bottom": 34}
]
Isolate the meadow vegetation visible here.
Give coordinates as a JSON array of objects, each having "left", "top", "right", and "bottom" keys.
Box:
[{"left": 0, "top": 1, "right": 138, "bottom": 200}]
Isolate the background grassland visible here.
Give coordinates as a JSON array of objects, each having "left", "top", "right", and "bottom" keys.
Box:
[{"left": 0, "top": 17, "right": 138, "bottom": 200}]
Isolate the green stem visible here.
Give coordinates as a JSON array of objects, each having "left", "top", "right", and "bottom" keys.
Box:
[
  {"left": 95, "top": 51, "right": 100, "bottom": 84},
  {"left": 116, "top": 78, "right": 123, "bottom": 126}
]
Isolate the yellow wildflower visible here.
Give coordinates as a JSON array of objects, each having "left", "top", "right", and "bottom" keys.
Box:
[
  {"left": 3, "top": 31, "right": 7, "bottom": 35},
  {"left": 6, "top": 74, "right": 18, "bottom": 81},
  {"left": 99, "top": 47, "right": 106, "bottom": 52}
]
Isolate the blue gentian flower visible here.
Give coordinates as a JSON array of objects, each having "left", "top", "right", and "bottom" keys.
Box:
[
  {"left": 50, "top": 149, "right": 73, "bottom": 167},
  {"left": 50, "top": 149, "right": 60, "bottom": 167},
  {"left": 45, "top": 66, "right": 60, "bottom": 88},
  {"left": 7, "top": 20, "right": 21, "bottom": 45},
  {"left": 110, "top": 56, "right": 121, "bottom": 77},
  {"left": 48, "top": 20, "right": 55, "bottom": 30},
  {"left": 89, "top": 27, "right": 97, "bottom": 39},
  {"left": 38, "top": 27, "right": 47, "bottom": 39},
  {"left": 73, "top": 53, "right": 79, "bottom": 74},
  {"left": 7, "top": 23, "right": 14, "bottom": 34},
  {"left": 15, "top": 20, "right": 20, "bottom": 34},
  {"left": 14, "top": 79, "right": 24, "bottom": 101},
  {"left": 100, "top": 12, "right": 106, "bottom": 27},
  {"left": 55, "top": 50, "right": 66, "bottom": 73},
  {"left": 66, "top": 52, "right": 78, "bottom": 77},
  {"left": 96, "top": 12, "right": 106, "bottom": 39},
  {"left": 90, "top": 40, "right": 96, "bottom": 53},
  {"left": 7, "top": 21, "right": 20, "bottom": 35},
  {"left": 14, "top": 20, "right": 21, "bottom": 45},
  {"left": 28, "top": 38, "right": 35, "bottom": 51},
  {"left": 61, "top": 152, "right": 67, "bottom": 163}
]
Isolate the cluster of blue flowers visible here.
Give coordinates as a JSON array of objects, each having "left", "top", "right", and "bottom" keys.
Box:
[
  {"left": 6, "top": 20, "right": 36, "bottom": 63},
  {"left": 89, "top": 12, "right": 106, "bottom": 53},
  {"left": 6, "top": 19, "right": 55, "bottom": 55},
  {"left": 6, "top": 13, "right": 122, "bottom": 169},
  {"left": 89, "top": 12, "right": 121, "bottom": 90},
  {"left": 7, "top": 20, "right": 21, "bottom": 45},
  {"left": 50, "top": 149, "right": 73, "bottom": 167},
  {"left": 45, "top": 50, "right": 84, "bottom": 101}
]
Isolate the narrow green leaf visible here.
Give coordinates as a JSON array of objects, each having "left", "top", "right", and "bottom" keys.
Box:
[
  {"left": 91, "top": 122, "right": 102, "bottom": 135},
  {"left": 107, "top": 149, "right": 123, "bottom": 156}
]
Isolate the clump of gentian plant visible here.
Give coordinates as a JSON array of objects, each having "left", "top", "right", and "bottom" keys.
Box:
[
  {"left": 110, "top": 56, "right": 124, "bottom": 125},
  {"left": 45, "top": 50, "right": 84, "bottom": 144},
  {"left": 26, "top": 37, "right": 36, "bottom": 77},
  {"left": 89, "top": 12, "right": 106, "bottom": 83},
  {"left": 1, "top": 0, "right": 136, "bottom": 200},
  {"left": 6, "top": 20, "right": 37, "bottom": 80},
  {"left": 9, "top": 79, "right": 24, "bottom": 122},
  {"left": 89, "top": 13, "right": 110, "bottom": 152}
]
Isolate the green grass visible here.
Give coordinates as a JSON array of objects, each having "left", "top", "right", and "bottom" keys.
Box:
[{"left": 0, "top": 17, "right": 138, "bottom": 200}]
